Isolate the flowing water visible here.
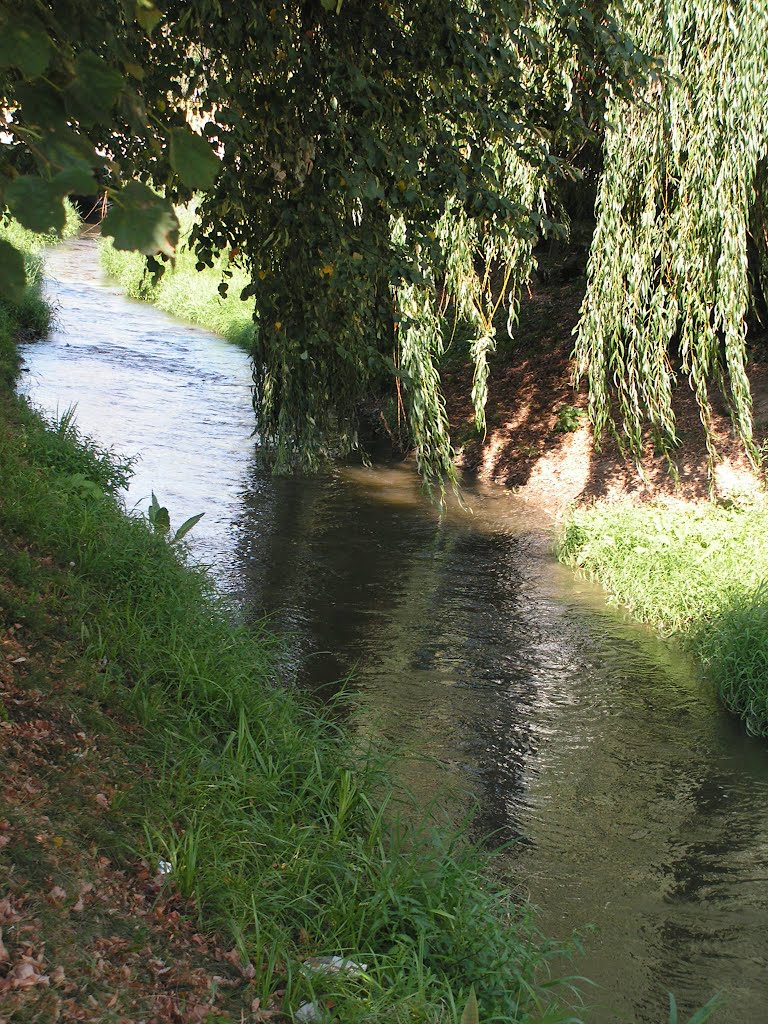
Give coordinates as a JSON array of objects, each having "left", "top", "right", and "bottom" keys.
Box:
[{"left": 18, "top": 238, "right": 768, "bottom": 1023}]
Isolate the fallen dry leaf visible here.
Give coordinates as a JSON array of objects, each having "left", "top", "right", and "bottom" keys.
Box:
[
  {"left": 12, "top": 960, "right": 50, "bottom": 988},
  {"left": 0, "top": 898, "right": 20, "bottom": 924},
  {"left": 0, "top": 927, "right": 8, "bottom": 962},
  {"left": 48, "top": 886, "right": 67, "bottom": 904}
]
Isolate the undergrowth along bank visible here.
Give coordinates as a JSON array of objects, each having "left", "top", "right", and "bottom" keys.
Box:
[
  {"left": 2, "top": 232, "right": 576, "bottom": 1023},
  {"left": 559, "top": 501, "right": 768, "bottom": 735},
  {"left": 0, "top": 208, "right": 79, "bottom": 383},
  {"left": 99, "top": 205, "right": 255, "bottom": 350}
]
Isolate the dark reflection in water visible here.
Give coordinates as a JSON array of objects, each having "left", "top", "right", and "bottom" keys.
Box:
[{"left": 20, "top": 238, "right": 768, "bottom": 1024}]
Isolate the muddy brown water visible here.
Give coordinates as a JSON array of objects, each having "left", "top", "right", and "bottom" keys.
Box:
[{"left": 18, "top": 238, "right": 768, "bottom": 1023}]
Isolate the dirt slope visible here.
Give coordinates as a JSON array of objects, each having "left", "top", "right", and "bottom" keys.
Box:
[{"left": 443, "top": 278, "right": 768, "bottom": 517}]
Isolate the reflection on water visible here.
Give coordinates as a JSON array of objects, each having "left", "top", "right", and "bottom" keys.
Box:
[
  {"left": 20, "top": 238, "right": 768, "bottom": 1024},
  {"left": 236, "top": 469, "right": 768, "bottom": 1023}
]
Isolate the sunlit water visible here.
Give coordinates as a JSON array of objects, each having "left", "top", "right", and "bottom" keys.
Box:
[{"left": 19, "top": 238, "right": 768, "bottom": 1023}]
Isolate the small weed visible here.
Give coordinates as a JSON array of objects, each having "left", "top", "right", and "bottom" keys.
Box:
[
  {"left": 147, "top": 491, "right": 204, "bottom": 543},
  {"left": 554, "top": 404, "right": 584, "bottom": 433}
]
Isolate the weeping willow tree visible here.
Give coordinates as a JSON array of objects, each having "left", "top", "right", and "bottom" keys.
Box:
[{"left": 576, "top": 0, "right": 768, "bottom": 476}]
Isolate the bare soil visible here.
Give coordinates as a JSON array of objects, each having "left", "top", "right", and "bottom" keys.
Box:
[{"left": 443, "top": 277, "right": 768, "bottom": 518}]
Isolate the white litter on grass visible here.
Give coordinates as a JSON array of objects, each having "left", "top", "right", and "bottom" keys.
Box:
[
  {"left": 157, "top": 860, "right": 173, "bottom": 875},
  {"left": 294, "top": 955, "right": 369, "bottom": 1020},
  {"left": 302, "top": 956, "right": 368, "bottom": 975},
  {"left": 294, "top": 1002, "right": 324, "bottom": 1023}
]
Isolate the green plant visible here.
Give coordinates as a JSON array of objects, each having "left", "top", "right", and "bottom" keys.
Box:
[
  {"left": 1, "top": 0, "right": 648, "bottom": 487},
  {"left": 146, "top": 492, "right": 204, "bottom": 544},
  {"left": 575, "top": 0, "right": 768, "bottom": 476},
  {"left": 554, "top": 404, "right": 584, "bottom": 433},
  {"left": 559, "top": 500, "right": 768, "bottom": 733}
]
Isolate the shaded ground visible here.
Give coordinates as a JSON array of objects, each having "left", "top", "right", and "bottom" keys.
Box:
[
  {"left": 443, "top": 276, "right": 768, "bottom": 516},
  {"left": 0, "top": 544, "right": 274, "bottom": 1024}
]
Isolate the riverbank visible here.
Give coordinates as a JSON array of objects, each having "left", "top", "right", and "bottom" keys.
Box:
[
  {"left": 98, "top": 208, "right": 255, "bottom": 350},
  {"left": 558, "top": 500, "right": 768, "bottom": 735},
  {"left": 442, "top": 275, "right": 768, "bottom": 513},
  {"left": 2, "top": 234, "right": 575, "bottom": 1023}
]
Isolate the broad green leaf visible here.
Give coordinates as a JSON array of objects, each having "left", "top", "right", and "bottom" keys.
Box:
[
  {"left": 168, "top": 128, "right": 220, "bottom": 190},
  {"left": 51, "top": 162, "right": 97, "bottom": 196},
  {"left": 64, "top": 52, "right": 123, "bottom": 127},
  {"left": 173, "top": 513, "right": 205, "bottom": 542},
  {"left": 14, "top": 81, "right": 66, "bottom": 128},
  {"left": 153, "top": 506, "right": 171, "bottom": 534},
  {"left": 5, "top": 176, "right": 66, "bottom": 234},
  {"left": 38, "top": 127, "right": 100, "bottom": 170},
  {"left": 0, "top": 15, "right": 52, "bottom": 78},
  {"left": 0, "top": 239, "right": 28, "bottom": 305},
  {"left": 135, "top": 1, "right": 164, "bottom": 36},
  {"left": 102, "top": 182, "right": 179, "bottom": 257}
]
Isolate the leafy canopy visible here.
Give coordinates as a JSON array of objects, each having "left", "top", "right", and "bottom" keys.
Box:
[{"left": 1, "top": 0, "right": 644, "bottom": 483}]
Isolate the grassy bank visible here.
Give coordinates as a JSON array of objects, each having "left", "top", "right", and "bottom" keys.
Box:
[
  {"left": 99, "top": 207, "right": 256, "bottom": 349},
  {"left": 0, "top": 210, "right": 79, "bottom": 383},
  {"left": 2, "top": 238, "right": 576, "bottom": 1022},
  {"left": 559, "top": 501, "right": 768, "bottom": 735}
]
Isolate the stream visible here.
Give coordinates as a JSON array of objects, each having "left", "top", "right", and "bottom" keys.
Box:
[{"left": 18, "top": 238, "right": 768, "bottom": 1023}]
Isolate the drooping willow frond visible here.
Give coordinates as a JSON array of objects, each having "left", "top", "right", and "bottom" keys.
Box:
[{"left": 576, "top": 0, "right": 768, "bottom": 475}]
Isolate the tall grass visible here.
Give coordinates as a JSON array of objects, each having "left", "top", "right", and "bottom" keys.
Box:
[
  {"left": 559, "top": 501, "right": 768, "bottom": 734},
  {"left": 99, "top": 205, "right": 256, "bottom": 349}
]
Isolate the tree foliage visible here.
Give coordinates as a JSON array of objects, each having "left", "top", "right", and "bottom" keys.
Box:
[
  {"left": 1, "top": 0, "right": 644, "bottom": 484},
  {"left": 575, "top": 0, "right": 768, "bottom": 476}
]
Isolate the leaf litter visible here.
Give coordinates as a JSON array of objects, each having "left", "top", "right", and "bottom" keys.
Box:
[{"left": 0, "top": 547, "right": 286, "bottom": 1023}]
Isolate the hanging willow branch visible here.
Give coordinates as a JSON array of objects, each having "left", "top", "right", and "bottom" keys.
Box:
[{"left": 576, "top": 0, "right": 768, "bottom": 476}]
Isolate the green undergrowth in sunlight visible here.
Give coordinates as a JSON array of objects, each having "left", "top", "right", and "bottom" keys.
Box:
[
  {"left": 99, "top": 206, "right": 255, "bottom": 350},
  {"left": 0, "top": 399, "right": 578, "bottom": 1021},
  {"left": 0, "top": 206, "right": 80, "bottom": 380},
  {"left": 559, "top": 501, "right": 768, "bottom": 735}
]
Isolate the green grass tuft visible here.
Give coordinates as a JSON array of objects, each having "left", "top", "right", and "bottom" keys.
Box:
[{"left": 558, "top": 500, "right": 768, "bottom": 735}]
